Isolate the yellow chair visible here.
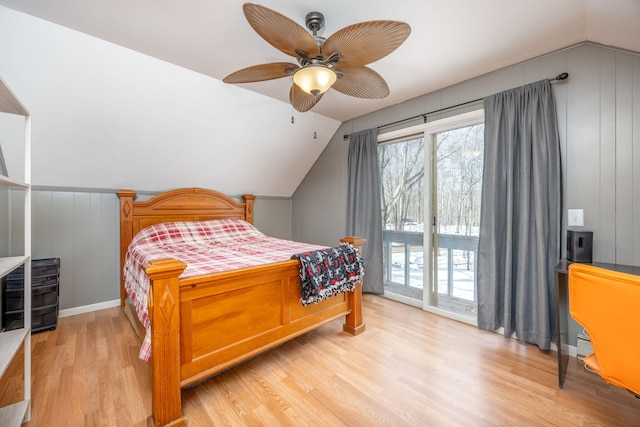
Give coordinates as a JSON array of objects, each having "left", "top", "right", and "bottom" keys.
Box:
[{"left": 568, "top": 263, "right": 640, "bottom": 397}]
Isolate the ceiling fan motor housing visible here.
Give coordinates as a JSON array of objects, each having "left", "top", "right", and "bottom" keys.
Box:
[{"left": 305, "top": 11, "right": 325, "bottom": 35}]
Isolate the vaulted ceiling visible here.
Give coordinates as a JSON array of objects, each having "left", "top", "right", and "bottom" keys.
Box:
[
  {"left": 2, "top": 0, "right": 639, "bottom": 122},
  {"left": 0, "top": 1, "right": 638, "bottom": 196}
]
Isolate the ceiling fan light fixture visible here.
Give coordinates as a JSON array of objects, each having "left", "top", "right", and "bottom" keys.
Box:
[
  {"left": 293, "top": 65, "right": 337, "bottom": 96},
  {"left": 228, "top": 4, "right": 411, "bottom": 112}
]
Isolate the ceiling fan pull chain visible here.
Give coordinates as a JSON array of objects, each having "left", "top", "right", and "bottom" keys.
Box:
[{"left": 313, "top": 113, "right": 318, "bottom": 139}]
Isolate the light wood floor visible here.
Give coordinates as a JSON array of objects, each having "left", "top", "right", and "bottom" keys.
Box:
[{"left": 4, "top": 294, "right": 640, "bottom": 426}]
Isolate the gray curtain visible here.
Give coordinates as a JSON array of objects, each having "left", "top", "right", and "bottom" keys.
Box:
[
  {"left": 347, "top": 128, "right": 384, "bottom": 294},
  {"left": 477, "top": 79, "right": 561, "bottom": 350}
]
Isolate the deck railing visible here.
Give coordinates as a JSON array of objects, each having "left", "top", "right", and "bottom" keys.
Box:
[{"left": 383, "top": 229, "right": 479, "bottom": 300}]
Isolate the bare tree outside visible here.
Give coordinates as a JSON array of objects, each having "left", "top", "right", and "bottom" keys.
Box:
[
  {"left": 435, "top": 125, "right": 484, "bottom": 237},
  {"left": 378, "top": 125, "right": 483, "bottom": 235},
  {"left": 379, "top": 137, "right": 425, "bottom": 231}
]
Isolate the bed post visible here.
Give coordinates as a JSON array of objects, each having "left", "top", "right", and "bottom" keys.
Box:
[
  {"left": 117, "top": 190, "right": 137, "bottom": 308},
  {"left": 144, "top": 258, "right": 188, "bottom": 427},
  {"left": 341, "top": 236, "right": 367, "bottom": 336},
  {"left": 242, "top": 194, "right": 255, "bottom": 224}
]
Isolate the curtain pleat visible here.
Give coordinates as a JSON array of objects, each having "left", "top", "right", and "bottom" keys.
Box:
[
  {"left": 347, "top": 128, "right": 384, "bottom": 294},
  {"left": 477, "top": 80, "right": 561, "bottom": 349}
]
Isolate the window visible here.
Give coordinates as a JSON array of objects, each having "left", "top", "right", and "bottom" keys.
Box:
[{"left": 379, "top": 135, "right": 425, "bottom": 301}]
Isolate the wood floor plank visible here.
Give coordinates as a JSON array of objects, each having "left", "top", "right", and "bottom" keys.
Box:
[{"left": 21, "top": 294, "right": 640, "bottom": 426}]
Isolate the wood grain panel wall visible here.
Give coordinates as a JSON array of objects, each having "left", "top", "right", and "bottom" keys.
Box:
[
  {"left": 564, "top": 44, "right": 640, "bottom": 265},
  {"left": 293, "top": 42, "right": 640, "bottom": 345},
  {"left": 9, "top": 190, "right": 120, "bottom": 310}
]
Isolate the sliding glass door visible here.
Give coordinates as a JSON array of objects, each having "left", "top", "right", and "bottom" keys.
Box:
[
  {"left": 379, "top": 110, "right": 484, "bottom": 323},
  {"left": 379, "top": 135, "right": 425, "bottom": 304},
  {"left": 430, "top": 122, "right": 484, "bottom": 321}
]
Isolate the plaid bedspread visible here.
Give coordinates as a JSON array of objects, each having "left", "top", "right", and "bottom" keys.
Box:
[{"left": 123, "top": 218, "right": 327, "bottom": 361}]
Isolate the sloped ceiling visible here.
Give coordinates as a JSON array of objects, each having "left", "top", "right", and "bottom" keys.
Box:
[
  {"left": 2, "top": 0, "right": 639, "bottom": 121},
  {"left": 0, "top": 1, "right": 638, "bottom": 196}
]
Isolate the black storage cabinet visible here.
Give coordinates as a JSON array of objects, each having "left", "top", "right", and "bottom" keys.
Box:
[{"left": 2, "top": 258, "right": 60, "bottom": 332}]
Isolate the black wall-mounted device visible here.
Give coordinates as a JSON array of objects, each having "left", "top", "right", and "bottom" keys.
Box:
[{"left": 567, "top": 229, "right": 593, "bottom": 263}]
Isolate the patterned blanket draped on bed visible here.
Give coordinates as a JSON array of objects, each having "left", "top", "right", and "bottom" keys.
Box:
[{"left": 292, "top": 242, "right": 365, "bottom": 306}]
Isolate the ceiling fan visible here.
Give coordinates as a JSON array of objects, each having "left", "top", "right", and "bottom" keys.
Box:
[{"left": 223, "top": 3, "right": 411, "bottom": 112}]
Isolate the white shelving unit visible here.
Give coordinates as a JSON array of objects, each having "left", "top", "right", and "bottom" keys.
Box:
[{"left": 0, "top": 75, "right": 31, "bottom": 426}]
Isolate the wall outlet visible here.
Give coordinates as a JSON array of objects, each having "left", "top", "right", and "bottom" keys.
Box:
[
  {"left": 568, "top": 209, "right": 584, "bottom": 227},
  {"left": 577, "top": 332, "right": 593, "bottom": 360}
]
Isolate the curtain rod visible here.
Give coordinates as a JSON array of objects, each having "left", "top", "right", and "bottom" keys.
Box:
[{"left": 343, "top": 72, "right": 569, "bottom": 139}]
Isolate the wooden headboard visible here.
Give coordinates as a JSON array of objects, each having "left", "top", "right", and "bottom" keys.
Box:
[{"left": 116, "top": 188, "right": 256, "bottom": 306}]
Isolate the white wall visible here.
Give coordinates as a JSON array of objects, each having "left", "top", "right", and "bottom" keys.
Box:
[
  {"left": 293, "top": 42, "right": 640, "bottom": 345},
  {"left": 0, "top": 6, "right": 340, "bottom": 198},
  {"left": 0, "top": 6, "right": 336, "bottom": 313}
]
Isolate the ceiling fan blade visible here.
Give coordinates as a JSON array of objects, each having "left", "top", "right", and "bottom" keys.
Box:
[
  {"left": 332, "top": 67, "right": 390, "bottom": 99},
  {"left": 243, "top": 3, "right": 320, "bottom": 59},
  {"left": 289, "top": 84, "right": 323, "bottom": 112},
  {"left": 223, "top": 62, "right": 298, "bottom": 83},
  {"left": 322, "top": 21, "right": 411, "bottom": 68}
]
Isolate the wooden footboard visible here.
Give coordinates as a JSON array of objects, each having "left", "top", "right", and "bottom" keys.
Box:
[
  {"left": 145, "top": 237, "right": 365, "bottom": 427},
  {"left": 117, "top": 189, "right": 365, "bottom": 426}
]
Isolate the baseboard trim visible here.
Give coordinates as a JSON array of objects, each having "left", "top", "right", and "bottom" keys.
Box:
[
  {"left": 58, "top": 299, "right": 120, "bottom": 318},
  {"left": 498, "top": 327, "right": 578, "bottom": 357}
]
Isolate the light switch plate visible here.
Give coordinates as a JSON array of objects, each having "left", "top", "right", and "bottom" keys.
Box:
[{"left": 568, "top": 209, "right": 584, "bottom": 226}]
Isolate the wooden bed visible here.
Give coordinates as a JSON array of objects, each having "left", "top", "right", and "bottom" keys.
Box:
[{"left": 117, "top": 188, "right": 366, "bottom": 426}]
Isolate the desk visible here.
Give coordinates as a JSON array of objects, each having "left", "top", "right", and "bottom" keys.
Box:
[{"left": 554, "top": 259, "right": 640, "bottom": 389}]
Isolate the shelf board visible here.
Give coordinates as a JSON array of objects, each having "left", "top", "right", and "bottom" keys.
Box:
[
  {"left": 0, "top": 256, "right": 28, "bottom": 280},
  {"left": 0, "top": 328, "right": 28, "bottom": 379},
  {"left": 0, "top": 76, "right": 29, "bottom": 116},
  {"left": 0, "top": 175, "right": 28, "bottom": 188},
  {"left": 0, "top": 400, "right": 29, "bottom": 427}
]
